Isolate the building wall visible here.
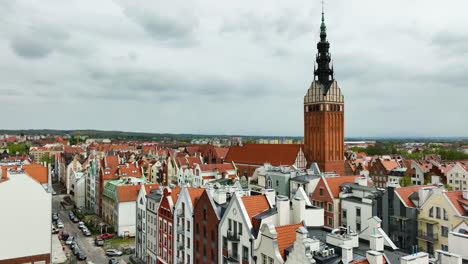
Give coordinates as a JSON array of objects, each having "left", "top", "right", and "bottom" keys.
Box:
[
  {"left": 147, "top": 196, "right": 161, "bottom": 264},
  {"left": 173, "top": 191, "right": 194, "bottom": 264},
  {"left": 418, "top": 192, "right": 458, "bottom": 255},
  {"left": 193, "top": 191, "right": 220, "bottom": 264},
  {"left": 311, "top": 178, "right": 337, "bottom": 228},
  {"left": 446, "top": 164, "right": 468, "bottom": 191},
  {"left": 157, "top": 195, "right": 175, "bottom": 264},
  {"left": 219, "top": 196, "right": 254, "bottom": 264},
  {"left": 341, "top": 198, "right": 373, "bottom": 238},
  {"left": 369, "top": 160, "right": 388, "bottom": 188},
  {"left": 0, "top": 174, "right": 51, "bottom": 262},
  {"left": 118, "top": 201, "right": 137, "bottom": 236},
  {"left": 136, "top": 191, "right": 146, "bottom": 261},
  {"left": 448, "top": 226, "right": 468, "bottom": 260},
  {"left": 253, "top": 225, "right": 283, "bottom": 264},
  {"left": 303, "top": 81, "right": 345, "bottom": 176}
]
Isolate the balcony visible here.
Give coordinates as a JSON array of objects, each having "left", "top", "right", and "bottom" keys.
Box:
[
  {"left": 227, "top": 230, "right": 240, "bottom": 242},
  {"left": 417, "top": 230, "right": 438, "bottom": 242},
  {"left": 177, "top": 225, "right": 185, "bottom": 234},
  {"left": 227, "top": 251, "right": 239, "bottom": 263}
]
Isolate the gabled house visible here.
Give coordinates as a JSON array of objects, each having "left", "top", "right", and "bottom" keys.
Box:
[
  {"left": 369, "top": 159, "right": 401, "bottom": 188},
  {"left": 193, "top": 163, "right": 237, "bottom": 187},
  {"left": 446, "top": 162, "right": 468, "bottom": 191},
  {"left": 311, "top": 175, "right": 359, "bottom": 228},
  {"left": 219, "top": 194, "right": 272, "bottom": 264},
  {"left": 173, "top": 187, "right": 205, "bottom": 264},
  {"left": 157, "top": 187, "right": 181, "bottom": 264}
]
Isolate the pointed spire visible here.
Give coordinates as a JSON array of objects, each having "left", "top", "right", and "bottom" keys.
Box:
[
  {"left": 314, "top": 0, "right": 334, "bottom": 95},
  {"left": 320, "top": 0, "right": 327, "bottom": 41}
]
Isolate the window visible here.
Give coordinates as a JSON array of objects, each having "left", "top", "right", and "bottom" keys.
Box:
[
  {"left": 261, "top": 254, "right": 267, "bottom": 264},
  {"left": 328, "top": 217, "right": 332, "bottom": 226},
  {"left": 228, "top": 219, "right": 232, "bottom": 231},
  {"left": 276, "top": 180, "right": 279, "bottom": 187},
  {"left": 187, "top": 220, "right": 190, "bottom": 231},
  {"left": 356, "top": 207, "right": 361, "bottom": 217},
  {"left": 441, "top": 226, "right": 449, "bottom": 237},
  {"left": 222, "top": 236, "right": 227, "bottom": 249},
  {"left": 342, "top": 210, "right": 347, "bottom": 219},
  {"left": 441, "top": 244, "right": 449, "bottom": 252},
  {"left": 443, "top": 209, "right": 449, "bottom": 221},
  {"left": 242, "top": 246, "right": 248, "bottom": 260},
  {"left": 187, "top": 237, "right": 190, "bottom": 248},
  {"left": 203, "top": 208, "right": 207, "bottom": 221},
  {"left": 319, "top": 188, "right": 324, "bottom": 196},
  {"left": 429, "top": 207, "right": 434, "bottom": 218},
  {"left": 436, "top": 207, "right": 441, "bottom": 219},
  {"left": 328, "top": 203, "right": 333, "bottom": 212},
  {"left": 239, "top": 223, "right": 242, "bottom": 235},
  {"left": 356, "top": 223, "right": 361, "bottom": 232},
  {"left": 268, "top": 257, "right": 274, "bottom": 264}
]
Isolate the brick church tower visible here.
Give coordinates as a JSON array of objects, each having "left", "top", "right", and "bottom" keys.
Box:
[{"left": 304, "top": 10, "right": 345, "bottom": 176}]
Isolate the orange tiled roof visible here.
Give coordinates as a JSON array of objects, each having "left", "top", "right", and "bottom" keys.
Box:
[
  {"left": 170, "top": 187, "right": 182, "bottom": 205},
  {"left": 241, "top": 195, "right": 270, "bottom": 223},
  {"left": 199, "top": 163, "right": 234, "bottom": 173},
  {"left": 187, "top": 188, "right": 205, "bottom": 207},
  {"left": 381, "top": 160, "right": 400, "bottom": 171},
  {"left": 444, "top": 191, "right": 466, "bottom": 216},
  {"left": 22, "top": 164, "right": 48, "bottom": 184},
  {"left": 118, "top": 183, "right": 160, "bottom": 202},
  {"left": 276, "top": 223, "right": 303, "bottom": 259},
  {"left": 395, "top": 185, "right": 435, "bottom": 208},
  {"left": 104, "top": 155, "right": 119, "bottom": 168},
  {"left": 324, "top": 176, "right": 360, "bottom": 198},
  {"left": 225, "top": 144, "right": 303, "bottom": 166}
]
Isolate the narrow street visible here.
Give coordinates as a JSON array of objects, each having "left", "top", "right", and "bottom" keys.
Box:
[{"left": 52, "top": 194, "right": 129, "bottom": 264}]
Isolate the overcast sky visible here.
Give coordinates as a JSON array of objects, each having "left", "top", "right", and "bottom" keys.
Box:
[{"left": 1, "top": 0, "right": 467, "bottom": 137}]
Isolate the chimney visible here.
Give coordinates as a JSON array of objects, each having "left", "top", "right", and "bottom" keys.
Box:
[
  {"left": 366, "top": 251, "right": 383, "bottom": 264},
  {"left": 276, "top": 195, "right": 290, "bottom": 226},
  {"left": 341, "top": 245, "right": 353, "bottom": 264},
  {"left": 369, "top": 233, "right": 384, "bottom": 252},
  {"left": 355, "top": 176, "right": 367, "bottom": 187},
  {"left": 435, "top": 250, "right": 462, "bottom": 264},
  {"left": 400, "top": 252, "right": 429, "bottom": 264},
  {"left": 1, "top": 166, "right": 8, "bottom": 180}
]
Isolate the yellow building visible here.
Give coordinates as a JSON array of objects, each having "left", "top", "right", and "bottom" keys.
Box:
[{"left": 418, "top": 189, "right": 468, "bottom": 256}]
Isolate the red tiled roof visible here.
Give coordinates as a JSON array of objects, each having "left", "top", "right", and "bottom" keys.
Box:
[
  {"left": 395, "top": 185, "right": 435, "bottom": 208},
  {"left": 276, "top": 223, "right": 303, "bottom": 259},
  {"left": 225, "top": 144, "right": 303, "bottom": 166},
  {"left": 241, "top": 195, "right": 270, "bottom": 223},
  {"left": 185, "top": 146, "right": 200, "bottom": 155},
  {"left": 444, "top": 191, "right": 466, "bottom": 216},
  {"left": 214, "top": 147, "right": 229, "bottom": 159},
  {"left": 118, "top": 183, "right": 160, "bottom": 202},
  {"left": 22, "top": 164, "right": 48, "bottom": 184},
  {"left": 324, "top": 176, "right": 360, "bottom": 198},
  {"left": 170, "top": 187, "right": 182, "bottom": 205},
  {"left": 187, "top": 188, "right": 205, "bottom": 207},
  {"left": 199, "top": 163, "right": 234, "bottom": 173},
  {"left": 104, "top": 155, "right": 119, "bottom": 168}
]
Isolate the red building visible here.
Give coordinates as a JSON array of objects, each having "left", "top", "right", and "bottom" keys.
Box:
[
  {"left": 303, "top": 12, "right": 345, "bottom": 176},
  {"left": 311, "top": 176, "right": 359, "bottom": 228},
  {"left": 157, "top": 187, "right": 181, "bottom": 264},
  {"left": 193, "top": 190, "right": 223, "bottom": 264},
  {"left": 224, "top": 144, "right": 307, "bottom": 178}
]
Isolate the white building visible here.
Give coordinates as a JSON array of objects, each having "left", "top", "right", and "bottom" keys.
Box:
[
  {"left": 65, "top": 155, "right": 82, "bottom": 194},
  {"left": 448, "top": 217, "right": 468, "bottom": 261},
  {"left": 0, "top": 167, "right": 52, "bottom": 263},
  {"left": 70, "top": 170, "right": 86, "bottom": 208},
  {"left": 173, "top": 187, "right": 205, "bottom": 264},
  {"left": 447, "top": 163, "right": 468, "bottom": 190}
]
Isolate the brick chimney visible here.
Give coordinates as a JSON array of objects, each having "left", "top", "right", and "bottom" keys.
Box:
[{"left": 1, "top": 166, "right": 8, "bottom": 180}]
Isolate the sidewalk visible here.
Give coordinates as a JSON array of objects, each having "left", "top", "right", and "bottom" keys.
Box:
[{"left": 51, "top": 234, "right": 67, "bottom": 264}]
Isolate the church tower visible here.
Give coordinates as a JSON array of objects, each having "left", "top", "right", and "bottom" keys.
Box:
[{"left": 304, "top": 9, "right": 345, "bottom": 176}]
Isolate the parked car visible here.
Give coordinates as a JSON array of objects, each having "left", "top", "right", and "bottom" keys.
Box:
[
  {"left": 95, "top": 238, "right": 104, "bottom": 246},
  {"left": 52, "top": 213, "right": 59, "bottom": 221},
  {"left": 108, "top": 259, "right": 119, "bottom": 264},
  {"left": 105, "top": 249, "right": 123, "bottom": 256},
  {"left": 70, "top": 242, "right": 78, "bottom": 251},
  {"left": 77, "top": 251, "right": 87, "bottom": 260},
  {"left": 72, "top": 217, "right": 79, "bottom": 223},
  {"left": 52, "top": 227, "right": 59, "bottom": 234},
  {"left": 69, "top": 211, "right": 74, "bottom": 217},
  {"left": 73, "top": 245, "right": 81, "bottom": 256},
  {"left": 57, "top": 220, "right": 64, "bottom": 228},
  {"left": 97, "top": 233, "right": 115, "bottom": 240},
  {"left": 59, "top": 230, "right": 69, "bottom": 240},
  {"left": 86, "top": 261, "right": 96, "bottom": 264},
  {"left": 65, "top": 236, "right": 74, "bottom": 245},
  {"left": 78, "top": 222, "right": 85, "bottom": 229},
  {"left": 82, "top": 228, "right": 92, "bottom": 236}
]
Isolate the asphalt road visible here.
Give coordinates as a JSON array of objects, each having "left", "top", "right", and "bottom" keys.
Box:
[{"left": 52, "top": 194, "right": 128, "bottom": 264}]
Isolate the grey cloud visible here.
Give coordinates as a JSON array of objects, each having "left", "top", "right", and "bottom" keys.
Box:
[
  {"left": 10, "top": 25, "right": 69, "bottom": 59},
  {"left": 116, "top": 1, "right": 199, "bottom": 46},
  {"left": 431, "top": 31, "right": 468, "bottom": 55}
]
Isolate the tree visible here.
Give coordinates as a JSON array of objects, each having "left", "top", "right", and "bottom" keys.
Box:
[
  {"left": 2, "top": 143, "right": 30, "bottom": 155},
  {"left": 399, "top": 177, "right": 413, "bottom": 187},
  {"left": 40, "top": 154, "right": 55, "bottom": 165}
]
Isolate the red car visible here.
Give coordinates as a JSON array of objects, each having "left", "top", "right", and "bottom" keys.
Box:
[{"left": 97, "top": 233, "right": 115, "bottom": 240}]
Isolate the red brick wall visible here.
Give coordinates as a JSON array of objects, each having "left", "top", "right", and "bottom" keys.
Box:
[
  {"left": 304, "top": 105, "right": 345, "bottom": 176},
  {"left": 193, "top": 191, "right": 219, "bottom": 263},
  {"left": 0, "top": 253, "right": 50, "bottom": 264}
]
